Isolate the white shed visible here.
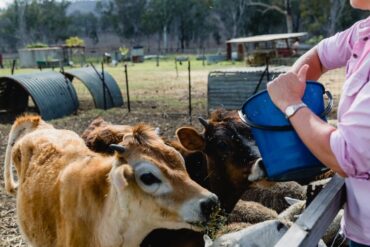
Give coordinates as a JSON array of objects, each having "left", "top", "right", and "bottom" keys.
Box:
[{"left": 18, "top": 47, "right": 63, "bottom": 68}]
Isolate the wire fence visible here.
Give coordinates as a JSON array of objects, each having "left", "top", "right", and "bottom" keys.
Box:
[
  {"left": 70, "top": 62, "right": 346, "bottom": 120},
  {"left": 0, "top": 56, "right": 346, "bottom": 123}
]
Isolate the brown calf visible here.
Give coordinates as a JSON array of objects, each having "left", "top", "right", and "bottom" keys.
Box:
[
  {"left": 4, "top": 115, "right": 219, "bottom": 247},
  {"left": 81, "top": 118, "right": 210, "bottom": 189},
  {"left": 81, "top": 111, "right": 264, "bottom": 213}
]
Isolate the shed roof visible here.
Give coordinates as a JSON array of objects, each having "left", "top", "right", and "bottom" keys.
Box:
[{"left": 226, "top": 32, "right": 307, "bottom": 44}]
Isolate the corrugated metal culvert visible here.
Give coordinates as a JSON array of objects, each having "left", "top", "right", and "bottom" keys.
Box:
[
  {"left": 207, "top": 66, "right": 290, "bottom": 112},
  {"left": 63, "top": 67, "right": 123, "bottom": 109},
  {"left": 0, "top": 72, "right": 79, "bottom": 120}
]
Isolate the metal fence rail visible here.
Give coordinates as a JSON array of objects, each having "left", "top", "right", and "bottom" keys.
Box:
[{"left": 276, "top": 175, "right": 346, "bottom": 246}]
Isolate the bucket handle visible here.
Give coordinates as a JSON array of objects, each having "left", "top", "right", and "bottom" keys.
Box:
[{"left": 239, "top": 90, "right": 333, "bottom": 131}]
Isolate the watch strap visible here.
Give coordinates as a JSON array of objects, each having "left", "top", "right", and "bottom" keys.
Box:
[{"left": 285, "top": 102, "right": 307, "bottom": 119}]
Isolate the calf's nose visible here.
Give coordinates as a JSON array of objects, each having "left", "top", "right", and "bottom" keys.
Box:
[{"left": 200, "top": 194, "right": 220, "bottom": 221}]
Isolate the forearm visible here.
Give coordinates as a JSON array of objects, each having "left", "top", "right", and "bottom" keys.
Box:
[
  {"left": 290, "top": 46, "right": 327, "bottom": 81},
  {"left": 289, "top": 107, "right": 346, "bottom": 177}
]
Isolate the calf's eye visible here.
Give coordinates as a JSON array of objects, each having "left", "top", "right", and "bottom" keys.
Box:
[{"left": 140, "top": 173, "right": 162, "bottom": 186}]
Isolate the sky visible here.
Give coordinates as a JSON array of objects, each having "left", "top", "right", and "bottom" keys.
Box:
[
  {"left": 0, "top": 0, "right": 85, "bottom": 9},
  {"left": 0, "top": 0, "right": 13, "bottom": 9}
]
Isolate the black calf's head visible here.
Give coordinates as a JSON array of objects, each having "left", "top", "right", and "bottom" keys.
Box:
[{"left": 176, "top": 109, "right": 263, "bottom": 212}]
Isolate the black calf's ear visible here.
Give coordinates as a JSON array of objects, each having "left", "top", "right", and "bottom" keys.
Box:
[
  {"left": 109, "top": 144, "right": 126, "bottom": 153},
  {"left": 176, "top": 127, "right": 205, "bottom": 151}
]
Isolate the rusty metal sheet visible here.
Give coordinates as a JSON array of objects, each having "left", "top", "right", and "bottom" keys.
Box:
[
  {"left": 64, "top": 67, "right": 123, "bottom": 109},
  {"left": 0, "top": 72, "right": 78, "bottom": 120}
]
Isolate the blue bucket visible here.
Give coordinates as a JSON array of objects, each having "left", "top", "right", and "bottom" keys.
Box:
[{"left": 239, "top": 81, "right": 332, "bottom": 182}]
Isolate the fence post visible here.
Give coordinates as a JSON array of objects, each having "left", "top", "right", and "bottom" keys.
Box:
[
  {"left": 101, "top": 62, "right": 107, "bottom": 110},
  {"left": 175, "top": 59, "right": 178, "bottom": 78},
  {"left": 202, "top": 48, "right": 205, "bottom": 66},
  {"left": 124, "top": 64, "right": 131, "bottom": 112},
  {"left": 188, "top": 60, "right": 192, "bottom": 124},
  {"left": 11, "top": 59, "right": 16, "bottom": 75}
]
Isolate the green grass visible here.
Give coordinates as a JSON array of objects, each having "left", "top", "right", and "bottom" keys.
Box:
[
  {"left": 0, "top": 58, "right": 245, "bottom": 115},
  {"left": 0, "top": 58, "right": 345, "bottom": 118}
]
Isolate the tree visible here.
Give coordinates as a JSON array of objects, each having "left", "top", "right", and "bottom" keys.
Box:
[
  {"left": 0, "top": 1, "right": 23, "bottom": 51},
  {"left": 142, "top": 0, "right": 175, "bottom": 52},
  {"left": 0, "top": 0, "right": 71, "bottom": 49},
  {"left": 246, "top": 0, "right": 298, "bottom": 33},
  {"left": 100, "top": 0, "right": 147, "bottom": 44},
  {"left": 69, "top": 12, "right": 99, "bottom": 44},
  {"left": 172, "top": 0, "right": 213, "bottom": 51},
  {"left": 24, "top": 0, "right": 71, "bottom": 43},
  {"left": 327, "top": 0, "right": 346, "bottom": 36},
  {"left": 214, "top": 0, "right": 248, "bottom": 38},
  {"left": 300, "top": 0, "right": 349, "bottom": 37},
  {"left": 96, "top": 0, "right": 118, "bottom": 33}
]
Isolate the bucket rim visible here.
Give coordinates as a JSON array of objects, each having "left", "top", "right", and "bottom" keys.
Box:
[{"left": 239, "top": 81, "right": 331, "bottom": 131}]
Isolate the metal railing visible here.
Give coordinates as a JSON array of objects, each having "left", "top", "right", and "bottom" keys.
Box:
[{"left": 276, "top": 175, "right": 346, "bottom": 246}]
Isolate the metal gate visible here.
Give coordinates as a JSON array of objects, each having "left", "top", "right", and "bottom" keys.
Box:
[{"left": 207, "top": 66, "right": 289, "bottom": 112}]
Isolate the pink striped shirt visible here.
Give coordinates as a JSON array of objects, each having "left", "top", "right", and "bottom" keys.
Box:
[{"left": 317, "top": 16, "right": 370, "bottom": 244}]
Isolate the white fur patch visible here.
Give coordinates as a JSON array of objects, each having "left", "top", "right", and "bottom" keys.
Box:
[
  {"left": 180, "top": 197, "right": 204, "bottom": 223},
  {"left": 248, "top": 158, "right": 266, "bottom": 182},
  {"left": 134, "top": 161, "right": 172, "bottom": 195}
]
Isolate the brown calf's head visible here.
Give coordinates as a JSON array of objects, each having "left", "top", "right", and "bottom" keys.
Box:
[
  {"left": 176, "top": 109, "right": 264, "bottom": 213},
  {"left": 82, "top": 117, "right": 131, "bottom": 154},
  {"left": 109, "top": 123, "right": 220, "bottom": 232}
]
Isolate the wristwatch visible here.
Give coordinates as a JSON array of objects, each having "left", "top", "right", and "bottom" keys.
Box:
[{"left": 284, "top": 102, "right": 307, "bottom": 119}]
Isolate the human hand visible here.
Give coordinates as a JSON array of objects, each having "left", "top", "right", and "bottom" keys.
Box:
[{"left": 267, "top": 64, "right": 309, "bottom": 112}]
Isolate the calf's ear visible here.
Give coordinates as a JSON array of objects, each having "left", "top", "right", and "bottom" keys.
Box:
[{"left": 176, "top": 127, "right": 205, "bottom": 151}]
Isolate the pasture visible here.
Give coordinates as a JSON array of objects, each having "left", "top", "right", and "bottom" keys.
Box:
[{"left": 0, "top": 58, "right": 345, "bottom": 246}]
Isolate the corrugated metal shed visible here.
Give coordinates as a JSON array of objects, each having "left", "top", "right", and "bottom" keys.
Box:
[
  {"left": 64, "top": 67, "right": 123, "bottom": 109},
  {"left": 208, "top": 66, "right": 289, "bottom": 112},
  {"left": 0, "top": 72, "right": 79, "bottom": 120}
]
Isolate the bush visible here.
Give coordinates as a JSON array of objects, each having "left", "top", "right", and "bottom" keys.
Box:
[
  {"left": 65, "top": 36, "right": 85, "bottom": 47},
  {"left": 26, "top": 42, "right": 48, "bottom": 48},
  {"left": 305, "top": 35, "right": 324, "bottom": 46}
]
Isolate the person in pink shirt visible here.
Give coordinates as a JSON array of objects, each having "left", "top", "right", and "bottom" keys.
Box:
[{"left": 267, "top": 1, "right": 370, "bottom": 246}]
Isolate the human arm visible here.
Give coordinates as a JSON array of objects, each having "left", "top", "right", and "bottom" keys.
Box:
[
  {"left": 267, "top": 66, "right": 346, "bottom": 177},
  {"left": 290, "top": 46, "right": 328, "bottom": 81},
  {"left": 288, "top": 106, "right": 346, "bottom": 177},
  {"left": 290, "top": 23, "right": 354, "bottom": 80},
  {"left": 267, "top": 20, "right": 370, "bottom": 178}
]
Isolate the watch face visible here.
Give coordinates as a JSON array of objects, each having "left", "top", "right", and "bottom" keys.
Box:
[{"left": 286, "top": 106, "right": 295, "bottom": 116}]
